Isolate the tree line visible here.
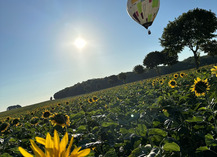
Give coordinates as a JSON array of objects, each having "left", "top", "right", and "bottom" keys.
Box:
[{"left": 54, "top": 55, "right": 217, "bottom": 99}]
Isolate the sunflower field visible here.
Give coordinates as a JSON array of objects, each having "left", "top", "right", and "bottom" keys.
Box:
[{"left": 0, "top": 65, "right": 217, "bottom": 157}]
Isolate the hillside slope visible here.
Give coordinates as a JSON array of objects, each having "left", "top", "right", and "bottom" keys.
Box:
[{"left": 54, "top": 55, "right": 217, "bottom": 99}]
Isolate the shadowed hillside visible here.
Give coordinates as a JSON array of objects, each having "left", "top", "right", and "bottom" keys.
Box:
[{"left": 54, "top": 55, "right": 217, "bottom": 99}]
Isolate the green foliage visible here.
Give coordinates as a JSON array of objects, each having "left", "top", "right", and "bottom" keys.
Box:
[
  {"left": 1, "top": 64, "right": 217, "bottom": 156},
  {"left": 160, "top": 8, "right": 217, "bottom": 69},
  {"left": 143, "top": 51, "right": 165, "bottom": 69},
  {"left": 201, "top": 40, "right": 217, "bottom": 58},
  {"left": 118, "top": 72, "right": 127, "bottom": 83},
  {"left": 163, "top": 142, "right": 180, "bottom": 152},
  {"left": 162, "top": 49, "right": 178, "bottom": 66},
  {"left": 133, "top": 65, "right": 144, "bottom": 74},
  {"left": 108, "top": 75, "right": 118, "bottom": 85}
]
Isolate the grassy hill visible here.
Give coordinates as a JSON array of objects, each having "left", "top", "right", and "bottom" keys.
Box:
[{"left": 0, "top": 64, "right": 217, "bottom": 156}]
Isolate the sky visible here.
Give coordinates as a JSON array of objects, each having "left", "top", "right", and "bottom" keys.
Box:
[{"left": 0, "top": 0, "right": 217, "bottom": 112}]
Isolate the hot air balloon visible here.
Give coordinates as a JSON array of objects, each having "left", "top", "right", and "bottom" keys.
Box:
[{"left": 127, "top": 0, "right": 160, "bottom": 34}]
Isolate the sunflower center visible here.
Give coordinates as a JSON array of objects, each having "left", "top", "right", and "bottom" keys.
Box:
[
  {"left": 93, "top": 97, "right": 98, "bottom": 101},
  {"left": 13, "top": 119, "right": 19, "bottom": 124},
  {"left": 43, "top": 112, "right": 50, "bottom": 118},
  {"left": 195, "top": 81, "right": 208, "bottom": 93},
  {"left": 0, "top": 123, "right": 9, "bottom": 131},
  {"left": 31, "top": 118, "right": 39, "bottom": 124},
  {"left": 54, "top": 114, "right": 66, "bottom": 124},
  {"left": 171, "top": 81, "right": 176, "bottom": 86}
]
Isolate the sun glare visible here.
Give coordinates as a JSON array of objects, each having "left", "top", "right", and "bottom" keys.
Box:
[{"left": 74, "top": 37, "right": 86, "bottom": 50}]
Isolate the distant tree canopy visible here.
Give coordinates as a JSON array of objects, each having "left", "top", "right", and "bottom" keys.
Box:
[
  {"left": 133, "top": 65, "right": 144, "bottom": 74},
  {"left": 108, "top": 75, "right": 118, "bottom": 85},
  {"left": 160, "top": 8, "right": 217, "bottom": 69},
  {"left": 143, "top": 51, "right": 164, "bottom": 69},
  {"left": 118, "top": 72, "right": 127, "bottom": 83},
  {"left": 7, "top": 105, "right": 21, "bottom": 111},
  {"left": 162, "top": 49, "right": 178, "bottom": 66},
  {"left": 201, "top": 40, "right": 217, "bottom": 58}
]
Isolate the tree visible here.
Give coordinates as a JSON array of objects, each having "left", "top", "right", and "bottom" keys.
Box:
[
  {"left": 108, "top": 75, "right": 118, "bottom": 85},
  {"left": 162, "top": 49, "right": 178, "bottom": 66},
  {"left": 118, "top": 72, "right": 127, "bottom": 83},
  {"left": 7, "top": 105, "right": 21, "bottom": 111},
  {"left": 201, "top": 39, "right": 217, "bottom": 58},
  {"left": 133, "top": 65, "right": 144, "bottom": 74},
  {"left": 160, "top": 8, "right": 217, "bottom": 69},
  {"left": 143, "top": 51, "right": 164, "bottom": 69}
]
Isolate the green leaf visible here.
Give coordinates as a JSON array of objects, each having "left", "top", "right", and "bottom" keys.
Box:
[
  {"left": 148, "top": 128, "right": 167, "bottom": 137},
  {"left": 186, "top": 116, "right": 203, "bottom": 123},
  {"left": 135, "top": 124, "right": 147, "bottom": 137},
  {"left": 104, "top": 148, "right": 117, "bottom": 157},
  {"left": 196, "top": 146, "right": 209, "bottom": 153},
  {"left": 77, "top": 125, "right": 87, "bottom": 132},
  {"left": 198, "top": 107, "right": 207, "bottom": 111},
  {"left": 101, "top": 122, "right": 118, "bottom": 128},
  {"left": 129, "top": 145, "right": 149, "bottom": 157},
  {"left": 9, "top": 137, "right": 16, "bottom": 142},
  {"left": 163, "top": 110, "right": 169, "bottom": 117},
  {"left": 153, "top": 121, "right": 161, "bottom": 127},
  {"left": 193, "top": 103, "right": 201, "bottom": 111},
  {"left": 1, "top": 153, "right": 12, "bottom": 157},
  {"left": 208, "top": 115, "right": 214, "bottom": 122},
  {"left": 163, "top": 142, "right": 180, "bottom": 152},
  {"left": 193, "top": 125, "right": 205, "bottom": 130},
  {"left": 205, "top": 134, "right": 217, "bottom": 146},
  {"left": 120, "top": 128, "right": 128, "bottom": 134}
]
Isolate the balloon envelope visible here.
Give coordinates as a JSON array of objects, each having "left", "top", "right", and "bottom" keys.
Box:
[{"left": 127, "top": 0, "right": 160, "bottom": 29}]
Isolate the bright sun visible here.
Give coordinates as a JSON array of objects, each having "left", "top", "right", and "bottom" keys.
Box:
[{"left": 74, "top": 37, "right": 86, "bottom": 50}]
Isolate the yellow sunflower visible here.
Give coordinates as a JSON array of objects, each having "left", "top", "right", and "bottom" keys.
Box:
[
  {"left": 6, "top": 116, "right": 11, "bottom": 121},
  {"left": 12, "top": 118, "right": 20, "bottom": 127},
  {"left": 152, "top": 80, "right": 156, "bottom": 86},
  {"left": 196, "top": 69, "right": 201, "bottom": 73},
  {"left": 18, "top": 130, "right": 90, "bottom": 157},
  {"left": 30, "top": 117, "right": 40, "bottom": 126},
  {"left": 42, "top": 110, "right": 51, "bottom": 119},
  {"left": 92, "top": 96, "right": 98, "bottom": 102},
  {"left": 88, "top": 98, "right": 93, "bottom": 103},
  {"left": 173, "top": 73, "right": 179, "bottom": 79},
  {"left": 159, "top": 79, "right": 164, "bottom": 85},
  {"left": 0, "top": 122, "right": 10, "bottom": 133},
  {"left": 168, "top": 79, "right": 177, "bottom": 88},
  {"left": 50, "top": 113, "right": 70, "bottom": 128},
  {"left": 162, "top": 77, "right": 166, "bottom": 81},
  {"left": 191, "top": 77, "right": 210, "bottom": 97},
  {"left": 180, "top": 72, "right": 186, "bottom": 78},
  {"left": 211, "top": 66, "right": 217, "bottom": 77}
]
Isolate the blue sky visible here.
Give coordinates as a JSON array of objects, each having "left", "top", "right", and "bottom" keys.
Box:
[{"left": 0, "top": 0, "right": 217, "bottom": 112}]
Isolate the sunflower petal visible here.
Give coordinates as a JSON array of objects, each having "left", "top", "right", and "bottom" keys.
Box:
[
  {"left": 18, "top": 147, "right": 34, "bottom": 157},
  {"left": 30, "top": 139, "right": 45, "bottom": 157},
  {"left": 77, "top": 148, "right": 91, "bottom": 156},
  {"left": 70, "top": 146, "right": 79, "bottom": 156},
  {"left": 35, "top": 137, "right": 46, "bottom": 145},
  {"left": 54, "top": 130, "right": 60, "bottom": 155},
  {"left": 65, "top": 136, "right": 74, "bottom": 157},
  {"left": 45, "top": 133, "right": 54, "bottom": 156},
  {"left": 60, "top": 131, "right": 68, "bottom": 154}
]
